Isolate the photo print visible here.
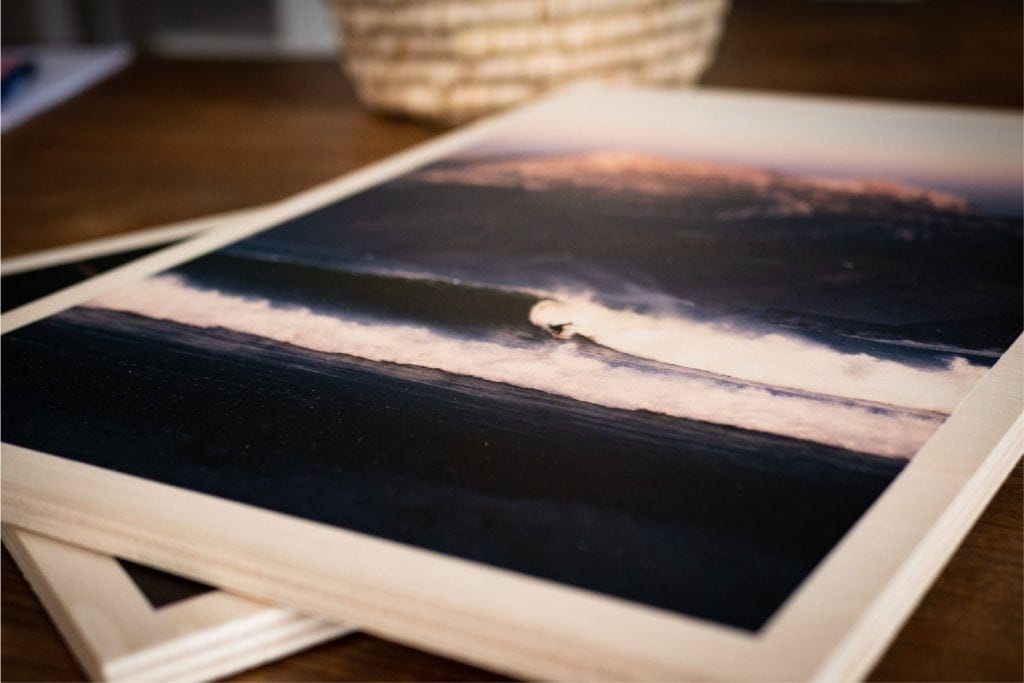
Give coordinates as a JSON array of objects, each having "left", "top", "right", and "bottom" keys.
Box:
[{"left": 4, "top": 89, "right": 1020, "bottom": 633}]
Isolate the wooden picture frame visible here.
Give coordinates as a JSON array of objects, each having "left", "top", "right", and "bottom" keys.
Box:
[
  {"left": 2, "top": 215, "right": 353, "bottom": 681},
  {"left": 3, "top": 526, "right": 350, "bottom": 682},
  {"left": 3, "top": 83, "right": 1021, "bottom": 681}
]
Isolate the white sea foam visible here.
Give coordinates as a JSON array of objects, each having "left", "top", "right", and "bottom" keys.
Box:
[
  {"left": 530, "top": 297, "right": 985, "bottom": 414},
  {"left": 84, "top": 275, "right": 953, "bottom": 459}
]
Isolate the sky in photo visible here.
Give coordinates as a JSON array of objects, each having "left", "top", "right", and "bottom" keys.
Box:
[{"left": 470, "top": 86, "right": 1024, "bottom": 215}]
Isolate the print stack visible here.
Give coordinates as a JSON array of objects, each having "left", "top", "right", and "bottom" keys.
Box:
[
  {"left": 3, "top": 84, "right": 1021, "bottom": 681},
  {"left": 2, "top": 209, "right": 353, "bottom": 681}
]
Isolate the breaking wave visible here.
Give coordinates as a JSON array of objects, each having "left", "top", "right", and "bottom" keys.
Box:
[
  {"left": 528, "top": 296, "right": 986, "bottom": 414},
  {"left": 83, "top": 274, "right": 955, "bottom": 459}
]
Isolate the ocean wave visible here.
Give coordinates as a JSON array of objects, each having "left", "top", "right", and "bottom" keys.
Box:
[
  {"left": 529, "top": 296, "right": 985, "bottom": 415},
  {"left": 83, "top": 274, "right": 948, "bottom": 459}
]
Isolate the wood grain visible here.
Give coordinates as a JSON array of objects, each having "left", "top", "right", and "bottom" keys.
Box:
[
  {"left": 2, "top": 0, "right": 1021, "bottom": 680},
  {"left": 0, "top": 60, "right": 438, "bottom": 259},
  {"left": 702, "top": 0, "right": 1023, "bottom": 108}
]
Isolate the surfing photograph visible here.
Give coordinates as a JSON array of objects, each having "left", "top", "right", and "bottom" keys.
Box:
[{"left": 3, "top": 91, "right": 1021, "bottom": 632}]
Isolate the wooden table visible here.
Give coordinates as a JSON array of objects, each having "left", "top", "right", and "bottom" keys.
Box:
[{"left": 3, "top": 1, "right": 1021, "bottom": 680}]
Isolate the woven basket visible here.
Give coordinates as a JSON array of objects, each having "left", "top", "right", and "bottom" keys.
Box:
[{"left": 332, "top": 0, "right": 730, "bottom": 124}]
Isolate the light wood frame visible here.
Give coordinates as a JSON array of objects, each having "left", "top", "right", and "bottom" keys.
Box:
[
  {"left": 3, "top": 83, "right": 1022, "bottom": 681},
  {"left": 3, "top": 526, "right": 350, "bottom": 682}
]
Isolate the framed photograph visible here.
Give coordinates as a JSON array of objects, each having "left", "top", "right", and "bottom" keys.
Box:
[
  {"left": 2, "top": 216, "right": 353, "bottom": 682},
  {"left": 3, "top": 83, "right": 1021, "bottom": 681}
]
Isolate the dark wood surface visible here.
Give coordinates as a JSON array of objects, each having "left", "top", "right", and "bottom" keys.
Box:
[{"left": 2, "top": 1, "right": 1021, "bottom": 680}]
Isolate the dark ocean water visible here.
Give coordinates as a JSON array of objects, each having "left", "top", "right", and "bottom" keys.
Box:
[
  {"left": 229, "top": 175, "right": 1022, "bottom": 355},
  {"left": 176, "top": 250, "right": 544, "bottom": 342},
  {"left": 2, "top": 307, "right": 903, "bottom": 631}
]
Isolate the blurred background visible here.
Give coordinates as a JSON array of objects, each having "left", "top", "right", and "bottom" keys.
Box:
[
  {"left": 1, "top": 0, "right": 338, "bottom": 57},
  {"left": 3, "top": 0, "right": 1022, "bottom": 122}
]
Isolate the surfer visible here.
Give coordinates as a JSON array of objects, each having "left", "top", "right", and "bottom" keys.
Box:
[
  {"left": 546, "top": 321, "right": 574, "bottom": 339},
  {"left": 530, "top": 299, "right": 576, "bottom": 339}
]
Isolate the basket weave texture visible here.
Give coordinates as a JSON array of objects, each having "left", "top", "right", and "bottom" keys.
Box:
[{"left": 333, "top": 0, "right": 730, "bottom": 124}]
